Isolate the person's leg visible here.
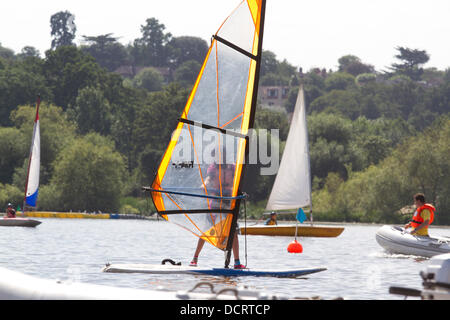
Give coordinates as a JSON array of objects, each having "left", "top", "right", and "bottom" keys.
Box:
[
  {"left": 190, "top": 238, "right": 205, "bottom": 266},
  {"left": 232, "top": 233, "right": 245, "bottom": 268}
]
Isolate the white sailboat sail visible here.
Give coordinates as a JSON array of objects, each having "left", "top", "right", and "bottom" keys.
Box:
[
  {"left": 24, "top": 97, "right": 41, "bottom": 208},
  {"left": 265, "top": 84, "right": 312, "bottom": 211}
]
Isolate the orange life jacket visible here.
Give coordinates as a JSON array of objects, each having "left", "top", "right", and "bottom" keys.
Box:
[{"left": 411, "top": 203, "right": 435, "bottom": 228}]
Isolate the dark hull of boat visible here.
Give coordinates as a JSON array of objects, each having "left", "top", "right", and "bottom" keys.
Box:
[{"left": 0, "top": 218, "right": 41, "bottom": 227}]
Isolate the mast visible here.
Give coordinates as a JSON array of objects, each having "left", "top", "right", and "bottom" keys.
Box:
[
  {"left": 224, "top": 0, "right": 267, "bottom": 268},
  {"left": 302, "top": 81, "right": 314, "bottom": 226}
]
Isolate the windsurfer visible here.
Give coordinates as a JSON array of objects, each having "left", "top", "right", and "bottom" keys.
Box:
[
  {"left": 190, "top": 149, "right": 245, "bottom": 269},
  {"left": 6, "top": 203, "right": 16, "bottom": 218}
]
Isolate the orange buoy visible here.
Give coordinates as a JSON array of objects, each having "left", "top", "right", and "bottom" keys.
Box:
[{"left": 287, "top": 240, "right": 303, "bottom": 253}]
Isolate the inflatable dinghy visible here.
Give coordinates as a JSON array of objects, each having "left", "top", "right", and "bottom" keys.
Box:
[{"left": 376, "top": 225, "right": 450, "bottom": 258}]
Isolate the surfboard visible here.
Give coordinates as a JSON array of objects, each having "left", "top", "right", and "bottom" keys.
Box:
[{"left": 102, "top": 263, "right": 326, "bottom": 278}]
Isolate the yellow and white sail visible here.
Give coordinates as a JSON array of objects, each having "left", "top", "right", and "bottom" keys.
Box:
[{"left": 150, "top": 0, "right": 265, "bottom": 252}]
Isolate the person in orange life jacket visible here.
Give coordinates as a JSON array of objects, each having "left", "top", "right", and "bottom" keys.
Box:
[
  {"left": 404, "top": 193, "right": 435, "bottom": 236},
  {"left": 190, "top": 148, "right": 244, "bottom": 269},
  {"left": 6, "top": 203, "right": 16, "bottom": 218}
]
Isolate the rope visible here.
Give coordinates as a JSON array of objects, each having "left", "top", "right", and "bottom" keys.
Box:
[{"left": 243, "top": 198, "right": 248, "bottom": 267}]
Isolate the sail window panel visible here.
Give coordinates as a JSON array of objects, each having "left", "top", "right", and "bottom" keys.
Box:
[
  {"left": 169, "top": 211, "right": 232, "bottom": 248},
  {"left": 185, "top": 41, "right": 219, "bottom": 126},
  {"left": 217, "top": 42, "right": 251, "bottom": 130},
  {"left": 160, "top": 125, "right": 243, "bottom": 211},
  {"left": 160, "top": 123, "right": 209, "bottom": 211},
  {"left": 217, "top": 1, "right": 256, "bottom": 54}
]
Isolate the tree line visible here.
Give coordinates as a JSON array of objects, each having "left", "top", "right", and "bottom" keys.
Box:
[{"left": 0, "top": 10, "right": 449, "bottom": 224}]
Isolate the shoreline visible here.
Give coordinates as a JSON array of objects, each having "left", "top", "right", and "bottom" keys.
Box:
[{"left": 241, "top": 219, "right": 450, "bottom": 229}]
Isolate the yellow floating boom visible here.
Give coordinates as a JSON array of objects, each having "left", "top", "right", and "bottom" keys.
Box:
[{"left": 20, "top": 211, "right": 111, "bottom": 219}]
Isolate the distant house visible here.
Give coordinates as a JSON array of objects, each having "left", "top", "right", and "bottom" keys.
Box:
[
  {"left": 113, "top": 65, "right": 145, "bottom": 78},
  {"left": 114, "top": 65, "right": 172, "bottom": 83},
  {"left": 258, "top": 86, "right": 290, "bottom": 108}
]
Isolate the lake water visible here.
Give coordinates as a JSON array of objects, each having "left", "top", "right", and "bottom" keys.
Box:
[{"left": 1, "top": 218, "right": 449, "bottom": 300}]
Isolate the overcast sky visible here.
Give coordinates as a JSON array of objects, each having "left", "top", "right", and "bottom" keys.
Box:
[{"left": 1, "top": 0, "right": 449, "bottom": 72}]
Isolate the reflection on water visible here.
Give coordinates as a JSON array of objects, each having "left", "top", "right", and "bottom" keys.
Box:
[{"left": 0, "top": 219, "right": 448, "bottom": 299}]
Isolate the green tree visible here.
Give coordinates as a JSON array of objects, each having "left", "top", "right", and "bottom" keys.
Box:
[
  {"left": 324, "top": 72, "right": 355, "bottom": 91},
  {"left": 389, "top": 46, "right": 430, "bottom": 81},
  {"left": 132, "top": 83, "right": 190, "bottom": 169},
  {"left": 51, "top": 133, "right": 126, "bottom": 212},
  {"left": 254, "top": 107, "right": 289, "bottom": 140},
  {"left": 167, "top": 36, "right": 208, "bottom": 69},
  {"left": 303, "top": 70, "right": 326, "bottom": 106},
  {"left": 132, "top": 18, "right": 172, "bottom": 67},
  {"left": 355, "top": 73, "right": 377, "bottom": 86},
  {"left": 173, "top": 60, "right": 201, "bottom": 87},
  {"left": 313, "top": 117, "right": 450, "bottom": 224},
  {"left": 0, "top": 127, "right": 27, "bottom": 184},
  {"left": 17, "top": 46, "right": 41, "bottom": 59},
  {"left": 50, "top": 11, "right": 76, "bottom": 49},
  {"left": 11, "top": 103, "right": 77, "bottom": 186},
  {"left": 260, "top": 72, "right": 289, "bottom": 86},
  {"left": 44, "top": 46, "right": 105, "bottom": 109},
  {"left": 309, "top": 89, "right": 361, "bottom": 120},
  {"left": 0, "top": 183, "right": 22, "bottom": 211},
  {"left": 0, "top": 66, "right": 51, "bottom": 126},
  {"left": 308, "top": 113, "right": 356, "bottom": 183},
  {"left": 338, "top": 55, "right": 374, "bottom": 76},
  {"left": 0, "top": 43, "right": 15, "bottom": 60},
  {"left": 68, "top": 86, "right": 112, "bottom": 135},
  {"left": 260, "top": 50, "right": 278, "bottom": 77},
  {"left": 81, "top": 33, "right": 129, "bottom": 72},
  {"left": 131, "top": 67, "right": 164, "bottom": 92}
]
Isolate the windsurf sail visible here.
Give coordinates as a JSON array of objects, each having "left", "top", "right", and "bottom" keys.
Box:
[
  {"left": 24, "top": 96, "right": 41, "bottom": 209},
  {"left": 265, "top": 84, "right": 312, "bottom": 214},
  {"left": 148, "top": 0, "right": 266, "bottom": 268}
]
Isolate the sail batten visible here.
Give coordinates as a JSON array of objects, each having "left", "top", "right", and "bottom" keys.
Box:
[
  {"left": 212, "top": 35, "right": 258, "bottom": 61},
  {"left": 150, "top": 0, "right": 265, "bottom": 256}
]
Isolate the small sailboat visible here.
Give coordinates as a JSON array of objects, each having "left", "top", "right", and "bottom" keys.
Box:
[
  {"left": 1, "top": 96, "right": 42, "bottom": 227},
  {"left": 240, "top": 84, "right": 344, "bottom": 237},
  {"left": 104, "top": 0, "right": 326, "bottom": 277}
]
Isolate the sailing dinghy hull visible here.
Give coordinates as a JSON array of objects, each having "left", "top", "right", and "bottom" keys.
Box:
[
  {"left": 0, "top": 217, "right": 41, "bottom": 227},
  {"left": 376, "top": 225, "right": 450, "bottom": 258},
  {"left": 103, "top": 263, "right": 326, "bottom": 278},
  {"left": 240, "top": 225, "right": 344, "bottom": 237}
]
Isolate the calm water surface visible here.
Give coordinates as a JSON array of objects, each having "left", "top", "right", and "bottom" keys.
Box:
[{"left": 1, "top": 218, "right": 449, "bottom": 300}]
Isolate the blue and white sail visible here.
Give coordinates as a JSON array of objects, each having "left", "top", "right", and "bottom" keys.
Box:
[{"left": 24, "top": 97, "right": 41, "bottom": 208}]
